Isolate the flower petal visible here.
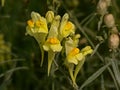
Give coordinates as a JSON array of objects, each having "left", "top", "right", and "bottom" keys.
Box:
[
  {"left": 67, "top": 56, "right": 78, "bottom": 65},
  {"left": 50, "top": 44, "right": 62, "bottom": 52},
  {"left": 76, "top": 53, "right": 84, "bottom": 61}
]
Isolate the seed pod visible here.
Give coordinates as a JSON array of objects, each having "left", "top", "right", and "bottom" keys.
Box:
[
  {"left": 104, "top": 14, "right": 115, "bottom": 28},
  {"left": 108, "top": 33, "right": 119, "bottom": 50}
]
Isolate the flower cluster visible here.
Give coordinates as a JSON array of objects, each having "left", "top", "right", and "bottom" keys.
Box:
[{"left": 26, "top": 11, "right": 93, "bottom": 86}]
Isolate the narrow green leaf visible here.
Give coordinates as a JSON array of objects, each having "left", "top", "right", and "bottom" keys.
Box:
[
  {"left": 0, "top": 59, "right": 25, "bottom": 65},
  {"left": 79, "top": 62, "right": 111, "bottom": 90},
  {"left": 0, "top": 67, "right": 29, "bottom": 78},
  {"left": 91, "top": 43, "right": 100, "bottom": 56},
  {"left": 111, "top": 59, "right": 120, "bottom": 86}
]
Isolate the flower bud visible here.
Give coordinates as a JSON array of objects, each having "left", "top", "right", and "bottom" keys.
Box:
[
  {"left": 97, "top": 0, "right": 107, "bottom": 15},
  {"left": 108, "top": 33, "right": 119, "bottom": 50},
  {"left": 45, "top": 11, "right": 54, "bottom": 23},
  {"left": 104, "top": 14, "right": 115, "bottom": 28},
  {"left": 48, "top": 15, "right": 61, "bottom": 38}
]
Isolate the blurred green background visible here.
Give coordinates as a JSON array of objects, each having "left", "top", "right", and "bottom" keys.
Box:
[{"left": 0, "top": 0, "right": 120, "bottom": 90}]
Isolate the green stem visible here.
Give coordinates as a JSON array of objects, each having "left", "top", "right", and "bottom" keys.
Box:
[
  {"left": 98, "top": 15, "right": 104, "bottom": 31},
  {"left": 40, "top": 45, "right": 44, "bottom": 67}
]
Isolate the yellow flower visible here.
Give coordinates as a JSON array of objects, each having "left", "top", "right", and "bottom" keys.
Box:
[
  {"left": 59, "top": 13, "right": 75, "bottom": 40},
  {"left": 26, "top": 12, "right": 48, "bottom": 44},
  {"left": 81, "top": 46, "right": 93, "bottom": 56},
  {"left": 26, "top": 12, "right": 48, "bottom": 36},
  {"left": 26, "top": 11, "right": 49, "bottom": 67},
  {"left": 61, "top": 21, "right": 75, "bottom": 37},
  {"left": 43, "top": 37, "right": 62, "bottom": 52},
  {"left": 67, "top": 48, "right": 84, "bottom": 65}
]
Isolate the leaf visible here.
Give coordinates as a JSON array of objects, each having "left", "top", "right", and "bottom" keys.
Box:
[
  {"left": 111, "top": 59, "right": 120, "bottom": 86},
  {"left": 79, "top": 62, "right": 111, "bottom": 90},
  {"left": 0, "top": 59, "right": 25, "bottom": 65},
  {"left": 0, "top": 67, "right": 29, "bottom": 78}
]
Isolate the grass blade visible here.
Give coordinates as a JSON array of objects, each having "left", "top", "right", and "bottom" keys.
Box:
[
  {"left": 110, "top": 58, "right": 120, "bottom": 87},
  {"left": 79, "top": 62, "right": 111, "bottom": 90},
  {"left": 0, "top": 59, "right": 25, "bottom": 65},
  {"left": 0, "top": 67, "right": 29, "bottom": 78}
]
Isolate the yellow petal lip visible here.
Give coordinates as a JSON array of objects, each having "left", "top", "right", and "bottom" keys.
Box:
[
  {"left": 50, "top": 44, "right": 62, "bottom": 52},
  {"left": 67, "top": 57, "right": 78, "bottom": 65},
  {"left": 65, "top": 21, "right": 73, "bottom": 31},
  {"left": 81, "top": 46, "right": 93, "bottom": 56},
  {"left": 27, "top": 19, "right": 34, "bottom": 28},
  {"left": 43, "top": 37, "right": 62, "bottom": 52},
  {"left": 81, "top": 46, "right": 91, "bottom": 52},
  {"left": 47, "top": 37, "right": 60, "bottom": 44},
  {"left": 61, "top": 21, "right": 75, "bottom": 38},
  {"left": 76, "top": 53, "right": 84, "bottom": 61},
  {"left": 66, "top": 48, "right": 84, "bottom": 65},
  {"left": 69, "top": 48, "right": 80, "bottom": 56}
]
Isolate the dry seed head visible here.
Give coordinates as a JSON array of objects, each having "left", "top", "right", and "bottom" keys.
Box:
[
  {"left": 104, "top": 14, "right": 115, "bottom": 28},
  {"left": 108, "top": 33, "right": 119, "bottom": 50}
]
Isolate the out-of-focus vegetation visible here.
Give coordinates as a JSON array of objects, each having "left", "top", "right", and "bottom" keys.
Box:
[{"left": 0, "top": 0, "right": 120, "bottom": 90}]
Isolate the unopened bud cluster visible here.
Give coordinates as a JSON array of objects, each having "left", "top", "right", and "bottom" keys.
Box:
[
  {"left": 104, "top": 14, "right": 119, "bottom": 50},
  {"left": 97, "top": 0, "right": 119, "bottom": 51}
]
